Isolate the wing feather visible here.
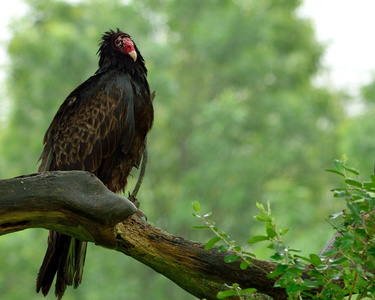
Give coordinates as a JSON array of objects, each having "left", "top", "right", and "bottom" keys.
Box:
[{"left": 39, "top": 71, "right": 136, "bottom": 175}]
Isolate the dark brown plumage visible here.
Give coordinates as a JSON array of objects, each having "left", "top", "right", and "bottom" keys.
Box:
[{"left": 36, "top": 29, "right": 154, "bottom": 299}]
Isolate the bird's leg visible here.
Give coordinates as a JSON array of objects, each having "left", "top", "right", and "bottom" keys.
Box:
[
  {"left": 128, "top": 146, "right": 148, "bottom": 219},
  {"left": 128, "top": 193, "right": 141, "bottom": 208},
  {"left": 128, "top": 193, "right": 147, "bottom": 221},
  {"left": 130, "top": 146, "right": 148, "bottom": 204}
]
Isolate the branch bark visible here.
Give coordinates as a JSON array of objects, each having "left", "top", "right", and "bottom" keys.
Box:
[{"left": 0, "top": 171, "right": 287, "bottom": 300}]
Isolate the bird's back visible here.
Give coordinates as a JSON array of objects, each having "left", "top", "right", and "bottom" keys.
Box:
[{"left": 39, "top": 68, "right": 153, "bottom": 191}]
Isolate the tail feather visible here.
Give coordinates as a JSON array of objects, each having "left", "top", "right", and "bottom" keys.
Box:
[
  {"left": 74, "top": 241, "right": 87, "bottom": 288},
  {"left": 36, "top": 231, "right": 87, "bottom": 299},
  {"left": 36, "top": 232, "right": 62, "bottom": 296},
  {"left": 37, "top": 128, "right": 88, "bottom": 299}
]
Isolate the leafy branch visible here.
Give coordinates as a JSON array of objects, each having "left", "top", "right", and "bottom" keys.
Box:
[
  {"left": 192, "top": 201, "right": 254, "bottom": 269},
  {"left": 192, "top": 201, "right": 258, "bottom": 299},
  {"left": 192, "top": 158, "right": 375, "bottom": 299}
]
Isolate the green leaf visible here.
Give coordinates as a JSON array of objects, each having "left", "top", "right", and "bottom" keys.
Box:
[
  {"left": 309, "top": 254, "right": 322, "bottom": 267},
  {"left": 192, "top": 226, "right": 210, "bottom": 229},
  {"left": 274, "top": 243, "right": 286, "bottom": 254},
  {"left": 294, "top": 254, "right": 312, "bottom": 263},
  {"left": 325, "top": 169, "right": 345, "bottom": 177},
  {"left": 240, "top": 288, "right": 257, "bottom": 294},
  {"left": 286, "top": 282, "right": 305, "bottom": 295},
  {"left": 192, "top": 201, "right": 200, "bottom": 212},
  {"left": 352, "top": 189, "right": 373, "bottom": 201},
  {"left": 254, "top": 213, "right": 272, "bottom": 222},
  {"left": 266, "top": 224, "right": 277, "bottom": 238},
  {"left": 269, "top": 253, "right": 283, "bottom": 261},
  {"left": 338, "top": 234, "right": 354, "bottom": 250},
  {"left": 267, "top": 263, "right": 288, "bottom": 278},
  {"left": 219, "top": 232, "right": 229, "bottom": 238},
  {"left": 266, "top": 200, "right": 272, "bottom": 214},
  {"left": 308, "top": 269, "right": 326, "bottom": 280},
  {"left": 242, "top": 251, "right": 256, "bottom": 258},
  {"left": 364, "top": 181, "right": 375, "bottom": 189},
  {"left": 354, "top": 227, "right": 367, "bottom": 238},
  {"left": 321, "top": 250, "right": 340, "bottom": 257},
  {"left": 224, "top": 254, "right": 241, "bottom": 263},
  {"left": 217, "top": 290, "right": 237, "bottom": 299},
  {"left": 279, "top": 228, "right": 290, "bottom": 236},
  {"left": 247, "top": 235, "right": 269, "bottom": 244},
  {"left": 256, "top": 202, "right": 265, "bottom": 212},
  {"left": 326, "top": 282, "right": 344, "bottom": 293},
  {"left": 333, "top": 159, "right": 345, "bottom": 172},
  {"left": 333, "top": 189, "right": 351, "bottom": 199},
  {"left": 332, "top": 223, "right": 348, "bottom": 232},
  {"left": 365, "top": 260, "right": 375, "bottom": 271},
  {"left": 205, "top": 236, "right": 221, "bottom": 250},
  {"left": 288, "top": 248, "right": 301, "bottom": 253},
  {"left": 367, "top": 246, "right": 375, "bottom": 257},
  {"left": 330, "top": 257, "right": 348, "bottom": 266},
  {"left": 344, "top": 166, "right": 360, "bottom": 175},
  {"left": 345, "top": 179, "right": 362, "bottom": 188},
  {"left": 302, "top": 279, "right": 321, "bottom": 288},
  {"left": 240, "top": 260, "right": 250, "bottom": 270},
  {"left": 217, "top": 245, "right": 229, "bottom": 251},
  {"left": 347, "top": 202, "right": 361, "bottom": 216}
]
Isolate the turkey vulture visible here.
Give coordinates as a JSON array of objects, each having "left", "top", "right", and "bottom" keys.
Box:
[{"left": 36, "top": 29, "right": 154, "bottom": 299}]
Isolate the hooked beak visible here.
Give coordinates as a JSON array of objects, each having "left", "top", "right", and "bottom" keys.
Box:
[{"left": 128, "top": 50, "right": 137, "bottom": 62}]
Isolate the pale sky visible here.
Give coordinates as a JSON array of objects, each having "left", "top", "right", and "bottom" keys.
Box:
[
  {"left": 1, "top": 0, "right": 375, "bottom": 106},
  {"left": 299, "top": 0, "right": 375, "bottom": 95}
]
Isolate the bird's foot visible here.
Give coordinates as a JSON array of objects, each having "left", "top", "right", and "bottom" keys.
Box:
[{"left": 135, "top": 209, "right": 148, "bottom": 221}]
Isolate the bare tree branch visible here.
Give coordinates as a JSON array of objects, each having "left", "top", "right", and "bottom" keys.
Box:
[{"left": 0, "top": 171, "right": 287, "bottom": 299}]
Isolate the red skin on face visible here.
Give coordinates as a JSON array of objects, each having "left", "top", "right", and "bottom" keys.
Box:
[{"left": 123, "top": 37, "right": 135, "bottom": 54}]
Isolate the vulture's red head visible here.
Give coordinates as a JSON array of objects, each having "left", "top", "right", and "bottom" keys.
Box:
[
  {"left": 111, "top": 33, "right": 137, "bottom": 62},
  {"left": 97, "top": 29, "right": 146, "bottom": 72}
]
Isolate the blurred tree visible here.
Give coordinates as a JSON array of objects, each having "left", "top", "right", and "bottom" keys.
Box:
[
  {"left": 339, "top": 75, "right": 375, "bottom": 176},
  {"left": 141, "top": 0, "right": 344, "bottom": 250},
  {"left": 0, "top": 0, "right": 346, "bottom": 299}
]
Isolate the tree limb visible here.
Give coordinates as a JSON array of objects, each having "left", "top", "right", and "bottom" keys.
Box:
[
  {"left": 0, "top": 171, "right": 287, "bottom": 299},
  {"left": 319, "top": 231, "right": 342, "bottom": 258}
]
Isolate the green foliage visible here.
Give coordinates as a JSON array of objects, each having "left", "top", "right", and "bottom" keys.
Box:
[
  {"left": 193, "top": 159, "right": 375, "bottom": 299},
  {"left": 192, "top": 201, "right": 254, "bottom": 270},
  {"left": 217, "top": 284, "right": 257, "bottom": 300}
]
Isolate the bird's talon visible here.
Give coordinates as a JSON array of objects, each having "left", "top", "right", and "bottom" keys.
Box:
[{"left": 136, "top": 209, "right": 148, "bottom": 221}]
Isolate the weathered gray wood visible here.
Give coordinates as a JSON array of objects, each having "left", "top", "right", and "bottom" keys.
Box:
[
  {"left": 0, "top": 171, "right": 287, "bottom": 299},
  {"left": 319, "top": 231, "right": 342, "bottom": 258},
  {"left": 0, "top": 171, "right": 137, "bottom": 247}
]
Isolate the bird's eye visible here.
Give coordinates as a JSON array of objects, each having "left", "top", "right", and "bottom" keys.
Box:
[{"left": 114, "top": 37, "right": 124, "bottom": 48}]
